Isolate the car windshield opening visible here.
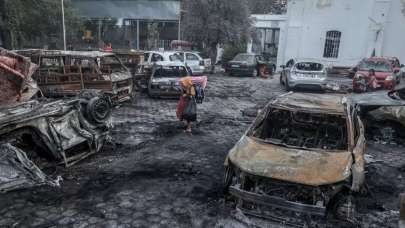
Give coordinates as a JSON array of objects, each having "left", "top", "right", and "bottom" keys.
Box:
[
  {"left": 252, "top": 108, "right": 348, "bottom": 151},
  {"left": 295, "top": 62, "right": 324, "bottom": 71},
  {"left": 101, "top": 56, "right": 126, "bottom": 72},
  {"left": 358, "top": 61, "right": 392, "bottom": 72},
  {"left": 154, "top": 66, "right": 188, "bottom": 78},
  {"left": 233, "top": 54, "right": 255, "bottom": 63}
]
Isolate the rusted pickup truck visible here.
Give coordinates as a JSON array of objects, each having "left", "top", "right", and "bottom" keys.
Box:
[{"left": 16, "top": 50, "right": 134, "bottom": 104}]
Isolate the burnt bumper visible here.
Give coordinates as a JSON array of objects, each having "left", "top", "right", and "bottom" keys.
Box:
[{"left": 229, "top": 186, "right": 326, "bottom": 216}]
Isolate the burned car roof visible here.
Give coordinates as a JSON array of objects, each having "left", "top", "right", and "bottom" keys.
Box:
[
  {"left": 271, "top": 92, "right": 346, "bottom": 114},
  {"left": 16, "top": 49, "right": 115, "bottom": 58}
]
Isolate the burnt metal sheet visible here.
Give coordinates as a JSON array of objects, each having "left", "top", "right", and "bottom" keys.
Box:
[
  {"left": 272, "top": 92, "right": 346, "bottom": 114},
  {"left": 0, "top": 48, "right": 39, "bottom": 105},
  {"left": 0, "top": 144, "right": 60, "bottom": 193},
  {"left": 350, "top": 84, "right": 405, "bottom": 107},
  {"left": 368, "top": 106, "right": 405, "bottom": 126},
  {"left": 228, "top": 136, "right": 353, "bottom": 186}
]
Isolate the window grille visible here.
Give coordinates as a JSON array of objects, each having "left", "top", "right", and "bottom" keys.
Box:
[{"left": 323, "top": 30, "right": 341, "bottom": 58}]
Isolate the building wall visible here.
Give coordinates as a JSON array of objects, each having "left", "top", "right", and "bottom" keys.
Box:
[
  {"left": 281, "top": 0, "right": 405, "bottom": 67},
  {"left": 382, "top": 0, "right": 405, "bottom": 64},
  {"left": 248, "top": 15, "right": 287, "bottom": 70}
]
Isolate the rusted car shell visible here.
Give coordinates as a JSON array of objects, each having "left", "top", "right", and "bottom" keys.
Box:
[
  {"left": 16, "top": 50, "right": 133, "bottom": 104},
  {"left": 226, "top": 136, "right": 353, "bottom": 186},
  {"left": 225, "top": 92, "right": 364, "bottom": 189}
]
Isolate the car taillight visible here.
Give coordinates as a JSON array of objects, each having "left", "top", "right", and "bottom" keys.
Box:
[{"left": 199, "top": 60, "right": 204, "bottom": 66}]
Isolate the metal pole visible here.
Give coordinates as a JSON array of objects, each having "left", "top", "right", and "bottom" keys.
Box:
[
  {"left": 61, "top": 0, "right": 66, "bottom": 50},
  {"left": 137, "top": 20, "right": 140, "bottom": 50},
  {"left": 178, "top": 18, "right": 181, "bottom": 41}
]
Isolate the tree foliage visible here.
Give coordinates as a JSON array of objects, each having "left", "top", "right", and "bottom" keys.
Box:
[
  {"left": 0, "top": 0, "right": 83, "bottom": 49},
  {"left": 248, "top": 0, "right": 287, "bottom": 14},
  {"left": 182, "top": 0, "right": 252, "bottom": 61}
]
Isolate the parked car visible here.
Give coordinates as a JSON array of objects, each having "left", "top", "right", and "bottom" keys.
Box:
[
  {"left": 143, "top": 51, "right": 183, "bottom": 64},
  {"left": 224, "top": 92, "right": 365, "bottom": 222},
  {"left": 352, "top": 57, "right": 403, "bottom": 93},
  {"left": 148, "top": 62, "right": 190, "bottom": 98},
  {"left": 135, "top": 51, "right": 185, "bottom": 91},
  {"left": 174, "top": 51, "right": 211, "bottom": 75},
  {"left": 225, "top": 53, "right": 276, "bottom": 77},
  {"left": 16, "top": 49, "right": 134, "bottom": 104},
  {"left": 280, "top": 59, "right": 328, "bottom": 91}
]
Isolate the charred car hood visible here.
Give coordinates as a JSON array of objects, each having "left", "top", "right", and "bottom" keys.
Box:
[
  {"left": 151, "top": 77, "right": 180, "bottom": 84},
  {"left": 110, "top": 71, "right": 132, "bottom": 82},
  {"left": 227, "top": 136, "right": 353, "bottom": 186}
]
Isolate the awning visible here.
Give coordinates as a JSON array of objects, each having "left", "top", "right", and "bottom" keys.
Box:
[{"left": 71, "top": 0, "right": 180, "bottom": 21}]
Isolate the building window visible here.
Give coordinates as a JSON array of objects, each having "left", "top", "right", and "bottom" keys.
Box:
[{"left": 323, "top": 30, "right": 341, "bottom": 58}]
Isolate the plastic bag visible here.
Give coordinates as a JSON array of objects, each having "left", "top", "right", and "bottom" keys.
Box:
[
  {"left": 195, "top": 85, "right": 205, "bottom": 104},
  {"left": 182, "top": 97, "right": 197, "bottom": 121}
]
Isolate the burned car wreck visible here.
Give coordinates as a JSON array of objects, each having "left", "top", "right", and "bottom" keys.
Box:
[
  {"left": 0, "top": 90, "right": 112, "bottom": 192},
  {"left": 16, "top": 49, "right": 134, "bottom": 104},
  {"left": 0, "top": 48, "right": 112, "bottom": 192},
  {"left": 224, "top": 92, "right": 366, "bottom": 223}
]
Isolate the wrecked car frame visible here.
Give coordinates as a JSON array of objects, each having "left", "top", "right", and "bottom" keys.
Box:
[
  {"left": 224, "top": 92, "right": 366, "bottom": 222},
  {"left": 0, "top": 90, "right": 112, "bottom": 192},
  {"left": 16, "top": 49, "right": 134, "bottom": 104}
]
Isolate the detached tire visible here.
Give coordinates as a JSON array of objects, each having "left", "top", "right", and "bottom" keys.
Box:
[{"left": 86, "top": 96, "right": 111, "bottom": 124}]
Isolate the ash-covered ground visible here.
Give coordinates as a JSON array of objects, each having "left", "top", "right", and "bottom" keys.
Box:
[{"left": 0, "top": 74, "right": 404, "bottom": 228}]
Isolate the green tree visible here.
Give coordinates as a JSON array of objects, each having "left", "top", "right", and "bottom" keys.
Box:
[
  {"left": 248, "top": 0, "right": 287, "bottom": 14},
  {"left": 182, "top": 0, "right": 252, "bottom": 68},
  {"left": 0, "top": 0, "right": 83, "bottom": 49}
]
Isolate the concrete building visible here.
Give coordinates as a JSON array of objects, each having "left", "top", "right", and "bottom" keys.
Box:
[
  {"left": 71, "top": 0, "right": 181, "bottom": 50},
  {"left": 247, "top": 14, "right": 288, "bottom": 70},
  {"left": 249, "top": 0, "right": 405, "bottom": 69}
]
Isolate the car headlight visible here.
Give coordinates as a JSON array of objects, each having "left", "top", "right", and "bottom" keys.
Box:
[{"left": 385, "top": 75, "right": 394, "bottom": 81}]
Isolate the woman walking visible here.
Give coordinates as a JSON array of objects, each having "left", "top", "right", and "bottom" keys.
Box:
[{"left": 176, "top": 76, "right": 197, "bottom": 133}]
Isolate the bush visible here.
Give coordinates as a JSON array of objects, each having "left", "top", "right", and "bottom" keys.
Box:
[{"left": 221, "top": 43, "right": 247, "bottom": 66}]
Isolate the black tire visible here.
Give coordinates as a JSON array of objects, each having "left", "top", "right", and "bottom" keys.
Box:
[
  {"left": 331, "top": 193, "right": 358, "bottom": 225},
  {"left": 271, "top": 65, "right": 276, "bottom": 75},
  {"left": 252, "top": 68, "right": 258, "bottom": 77},
  {"left": 285, "top": 79, "right": 291, "bottom": 91},
  {"left": 86, "top": 96, "right": 111, "bottom": 124}
]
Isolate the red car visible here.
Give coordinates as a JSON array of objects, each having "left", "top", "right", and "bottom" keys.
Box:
[{"left": 352, "top": 57, "right": 402, "bottom": 92}]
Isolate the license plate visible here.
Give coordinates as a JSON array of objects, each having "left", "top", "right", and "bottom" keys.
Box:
[
  {"left": 297, "top": 73, "right": 317, "bottom": 79},
  {"left": 232, "top": 65, "right": 240, "bottom": 68}
]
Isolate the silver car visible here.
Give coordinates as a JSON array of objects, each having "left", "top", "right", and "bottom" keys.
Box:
[
  {"left": 280, "top": 59, "right": 327, "bottom": 91},
  {"left": 175, "top": 51, "right": 211, "bottom": 75}
]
